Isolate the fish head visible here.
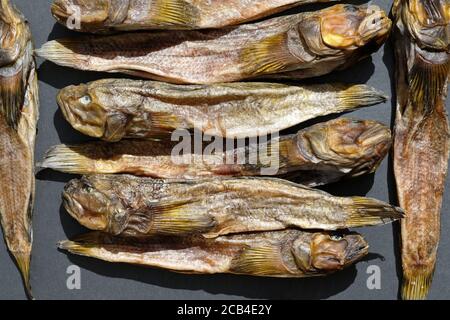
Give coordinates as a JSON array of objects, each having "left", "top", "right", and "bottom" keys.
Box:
[
  {"left": 296, "top": 118, "right": 392, "bottom": 177},
  {"left": 51, "top": 0, "right": 110, "bottom": 31},
  {"left": 58, "top": 84, "right": 128, "bottom": 141},
  {"left": 292, "top": 232, "right": 369, "bottom": 273},
  {"left": 62, "top": 176, "right": 117, "bottom": 231},
  {"left": 404, "top": 0, "right": 449, "bottom": 51},
  {"left": 315, "top": 4, "right": 392, "bottom": 51},
  {"left": 0, "top": 0, "right": 29, "bottom": 66}
]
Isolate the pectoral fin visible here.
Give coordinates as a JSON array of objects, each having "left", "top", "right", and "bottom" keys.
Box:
[
  {"left": 0, "top": 69, "right": 24, "bottom": 129},
  {"left": 150, "top": 0, "right": 199, "bottom": 28},
  {"left": 150, "top": 112, "right": 186, "bottom": 133},
  {"left": 241, "top": 34, "right": 298, "bottom": 76},
  {"left": 230, "top": 245, "right": 287, "bottom": 276},
  {"left": 104, "top": 112, "right": 128, "bottom": 142},
  {"left": 409, "top": 54, "right": 449, "bottom": 111},
  {"left": 148, "top": 200, "right": 217, "bottom": 236}
]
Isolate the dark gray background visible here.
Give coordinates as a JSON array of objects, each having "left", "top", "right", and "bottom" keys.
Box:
[{"left": 1, "top": 0, "right": 449, "bottom": 300}]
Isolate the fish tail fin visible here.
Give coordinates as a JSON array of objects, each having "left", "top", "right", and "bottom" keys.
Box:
[
  {"left": 346, "top": 196, "right": 404, "bottom": 227},
  {"left": 35, "top": 40, "right": 88, "bottom": 69},
  {"left": 38, "top": 144, "right": 96, "bottom": 174},
  {"left": 58, "top": 239, "right": 95, "bottom": 257},
  {"left": 58, "top": 231, "right": 108, "bottom": 254},
  {"left": 337, "top": 84, "right": 387, "bottom": 111},
  {"left": 12, "top": 251, "right": 33, "bottom": 299},
  {"left": 402, "top": 272, "right": 434, "bottom": 300}
]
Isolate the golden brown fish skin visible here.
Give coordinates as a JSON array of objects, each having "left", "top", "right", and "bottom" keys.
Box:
[
  {"left": 392, "top": 0, "right": 450, "bottom": 300},
  {"left": 55, "top": 79, "right": 387, "bottom": 141},
  {"left": 39, "top": 118, "right": 392, "bottom": 186},
  {"left": 58, "top": 230, "right": 369, "bottom": 277},
  {"left": 37, "top": 4, "right": 391, "bottom": 84},
  {"left": 51, "top": 0, "right": 337, "bottom": 33},
  {"left": 61, "top": 175, "right": 403, "bottom": 238},
  {"left": 0, "top": 0, "right": 39, "bottom": 298}
]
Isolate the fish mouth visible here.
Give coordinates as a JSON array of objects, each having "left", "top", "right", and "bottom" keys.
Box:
[
  {"left": 56, "top": 86, "right": 90, "bottom": 136},
  {"left": 310, "top": 232, "right": 368, "bottom": 271},
  {"left": 0, "top": 1, "right": 29, "bottom": 66},
  {"left": 297, "top": 119, "right": 391, "bottom": 172},
  {"left": 51, "top": 0, "right": 110, "bottom": 29},
  {"left": 320, "top": 4, "right": 391, "bottom": 49},
  {"left": 343, "top": 234, "right": 369, "bottom": 265},
  {"left": 329, "top": 119, "right": 391, "bottom": 153},
  {"left": 358, "top": 6, "right": 392, "bottom": 46},
  {"left": 62, "top": 178, "right": 109, "bottom": 231},
  {"left": 56, "top": 86, "right": 75, "bottom": 122},
  {"left": 329, "top": 119, "right": 391, "bottom": 173},
  {"left": 51, "top": 0, "right": 72, "bottom": 21},
  {"left": 350, "top": 121, "right": 392, "bottom": 175},
  {"left": 57, "top": 85, "right": 107, "bottom": 139},
  {"left": 62, "top": 180, "right": 86, "bottom": 223},
  {"left": 356, "top": 121, "right": 391, "bottom": 149}
]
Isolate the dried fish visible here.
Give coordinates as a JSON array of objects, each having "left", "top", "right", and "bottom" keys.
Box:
[
  {"left": 62, "top": 175, "right": 403, "bottom": 238},
  {"left": 0, "top": 0, "right": 39, "bottom": 297},
  {"left": 54, "top": 79, "right": 387, "bottom": 140},
  {"left": 51, "top": 0, "right": 338, "bottom": 33},
  {"left": 59, "top": 230, "right": 369, "bottom": 277},
  {"left": 36, "top": 4, "right": 391, "bottom": 84},
  {"left": 40, "top": 118, "right": 392, "bottom": 186},
  {"left": 392, "top": 0, "right": 450, "bottom": 300}
]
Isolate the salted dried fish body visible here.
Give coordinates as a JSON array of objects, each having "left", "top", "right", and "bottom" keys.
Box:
[
  {"left": 54, "top": 79, "right": 387, "bottom": 141},
  {"left": 392, "top": 0, "right": 450, "bottom": 300},
  {"left": 51, "top": 0, "right": 338, "bottom": 33},
  {"left": 39, "top": 118, "right": 392, "bottom": 186},
  {"left": 0, "top": 0, "right": 39, "bottom": 297},
  {"left": 62, "top": 175, "right": 403, "bottom": 238},
  {"left": 59, "top": 230, "right": 369, "bottom": 277},
  {"left": 36, "top": 4, "right": 392, "bottom": 84}
]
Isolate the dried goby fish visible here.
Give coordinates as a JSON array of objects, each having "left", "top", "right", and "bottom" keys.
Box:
[
  {"left": 62, "top": 175, "right": 403, "bottom": 238},
  {"left": 392, "top": 0, "right": 450, "bottom": 300},
  {"left": 37, "top": 4, "right": 391, "bottom": 84},
  {"left": 59, "top": 230, "right": 369, "bottom": 277},
  {"left": 40, "top": 118, "right": 392, "bottom": 186},
  {"left": 0, "top": 0, "right": 39, "bottom": 297},
  {"left": 51, "top": 0, "right": 338, "bottom": 33},
  {"left": 54, "top": 79, "right": 387, "bottom": 140}
]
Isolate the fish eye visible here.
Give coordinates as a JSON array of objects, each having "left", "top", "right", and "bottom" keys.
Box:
[
  {"left": 82, "top": 184, "right": 94, "bottom": 193},
  {"left": 331, "top": 234, "right": 343, "bottom": 241},
  {"left": 79, "top": 95, "right": 92, "bottom": 105},
  {"left": 114, "top": 210, "right": 126, "bottom": 221}
]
